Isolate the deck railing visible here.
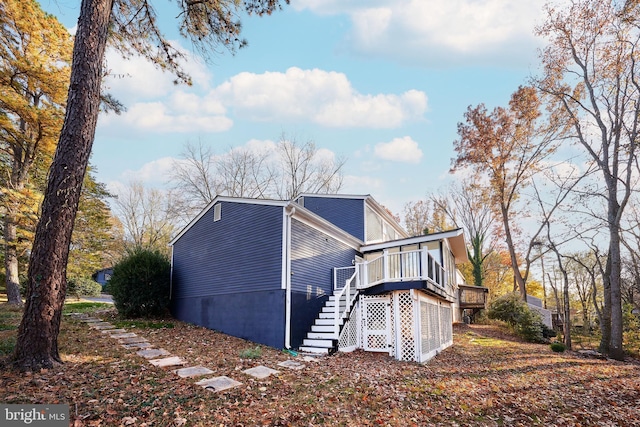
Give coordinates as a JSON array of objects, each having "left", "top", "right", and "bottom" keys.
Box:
[
  {"left": 332, "top": 267, "right": 358, "bottom": 338},
  {"left": 360, "top": 249, "right": 449, "bottom": 296}
]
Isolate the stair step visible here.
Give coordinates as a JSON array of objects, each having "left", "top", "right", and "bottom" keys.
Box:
[
  {"left": 303, "top": 338, "right": 335, "bottom": 348},
  {"left": 321, "top": 306, "right": 337, "bottom": 314},
  {"left": 315, "top": 318, "right": 344, "bottom": 326},
  {"left": 311, "top": 325, "right": 334, "bottom": 333},
  {"left": 307, "top": 331, "right": 338, "bottom": 340},
  {"left": 318, "top": 312, "right": 337, "bottom": 319},
  {"left": 298, "top": 346, "right": 330, "bottom": 354}
]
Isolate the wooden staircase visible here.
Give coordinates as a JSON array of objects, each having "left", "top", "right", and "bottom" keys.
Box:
[{"left": 298, "top": 286, "right": 358, "bottom": 355}]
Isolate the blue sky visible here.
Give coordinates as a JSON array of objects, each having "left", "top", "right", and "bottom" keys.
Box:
[{"left": 41, "top": 0, "right": 550, "bottom": 216}]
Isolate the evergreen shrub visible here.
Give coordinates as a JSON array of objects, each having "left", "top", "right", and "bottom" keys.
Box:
[
  {"left": 109, "top": 248, "right": 171, "bottom": 318},
  {"left": 66, "top": 277, "right": 102, "bottom": 300},
  {"left": 487, "top": 292, "right": 546, "bottom": 343}
]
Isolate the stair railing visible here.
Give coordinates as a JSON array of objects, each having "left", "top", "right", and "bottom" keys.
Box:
[{"left": 333, "top": 269, "right": 358, "bottom": 338}]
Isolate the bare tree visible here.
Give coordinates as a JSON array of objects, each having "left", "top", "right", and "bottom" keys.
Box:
[
  {"left": 274, "top": 135, "right": 345, "bottom": 200},
  {"left": 536, "top": 0, "right": 640, "bottom": 359},
  {"left": 430, "top": 180, "right": 496, "bottom": 288},
  {"left": 171, "top": 137, "right": 346, "bottom": 207},
  {"left": 111, "top": 181, "right": 178, "bottom": 255},
  {"left": 402, "top": 200, "right": 432, "bottom": 237}
]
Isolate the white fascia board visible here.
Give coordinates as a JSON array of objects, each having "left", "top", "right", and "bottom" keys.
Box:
[
  {"left": 286, "top": 202, "right": 363, "bottom": 250},
  {"left": 361, "top": 228, "right": 465, "bottom": 253},
  {"left": 168, "top": 196, "right": 288, "bottom": 246},
  {"left": 294, "top": 193, "right": 370, "bottom": 201}
]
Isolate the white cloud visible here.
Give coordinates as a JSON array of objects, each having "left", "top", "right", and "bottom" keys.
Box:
[
  {"left": 374, "top": 137, "right": 423, "bottom": 163},
  {"left": 213, "top": 67, "right": 427, "bottom": 128},
  {"left": 119, "top": 157, "right": 177, "bottom": 185},
  {"left": 97, "top": 45, "right": 230, "bottom": 135},
  {"left": 293, "top": 0, "right": 546, "bottom": 67}
]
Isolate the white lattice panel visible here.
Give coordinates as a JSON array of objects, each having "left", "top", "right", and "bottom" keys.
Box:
[
  {"left": 420, "top": 301, "right": 430, "bottom": 355},
  {"left": 440, "top": 304, "right": 452, "bottom": 345},
  {"left": 428, "top": 300, "right": 440, "bottom": 352},
  {"left": 397, "top": 291, "right": 416, "bottom": 361},
  {"left": 338, "top": 307, "right": 359, "bottom": 350}
]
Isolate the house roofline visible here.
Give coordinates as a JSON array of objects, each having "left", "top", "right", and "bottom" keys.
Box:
[
  {"left": 360, "top": 228, "right": 468, "bottom": 263},
  {"left": 295, "top": 193, "right": 408, "bottom": 239},
  {"left": 169, "top": 196, "right": 289, "bottom": 246},
  {"left": 285, "top": 202, "right": 363, "bottom": 250}
]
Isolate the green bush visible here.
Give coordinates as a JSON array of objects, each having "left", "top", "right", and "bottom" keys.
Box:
[
  {"left": 550, "top": 341, "right": 566, "bottom": 352},
  {"left": 109, "top": 248, "right": 171, "bottom": 318},
  {"left": 66, "top": 277, "right": 102, "bottom": 300},
  {"left": 487, "top": 292, "right": 546, "bottom": 343}
]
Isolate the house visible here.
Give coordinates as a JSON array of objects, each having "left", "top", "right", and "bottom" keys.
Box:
[
  {"left": 526, "top": 295, "right": 553, "bottom": 329},
  {"left": 169, "top": 194, "right": 485, "bottom": 362},
  {"left": 92, "top": 267, "right": 113, "bottom": 289}
]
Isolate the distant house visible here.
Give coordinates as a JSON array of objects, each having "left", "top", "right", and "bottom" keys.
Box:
[
  {"left": 92, "top": 267, "right": 113, "bottom": 289},
  {"left": 527, "top": 295, "right": 553, "bottom": 328},
  {"left": 169, "top": 194, "right": 486, "bottom": 362}
]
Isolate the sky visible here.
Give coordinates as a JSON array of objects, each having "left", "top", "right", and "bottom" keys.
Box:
[{"left": 40, "top": 0, "right": 552, "bottom": 217}]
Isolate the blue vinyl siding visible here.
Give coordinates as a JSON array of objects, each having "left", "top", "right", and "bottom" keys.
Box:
[
  {"left": 301, "top": 197, "right": 365, "bottom": 241},
  {"left": 171, "top": 201, "right": 286, "bottom": 347},
  {"left": 289, "top": 218, "right": 358, "bottom": 348}
]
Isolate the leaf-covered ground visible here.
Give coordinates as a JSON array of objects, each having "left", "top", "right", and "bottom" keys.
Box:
[{"left": 1, "top": 308, "right": 640, "bottom": 426}]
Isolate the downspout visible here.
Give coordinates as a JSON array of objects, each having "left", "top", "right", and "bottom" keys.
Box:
[
  {"left": 284, "top": 206, "right": 296, "bottom": 349},
  {"left": 169, "top": 245, "right": 174, "bottom": 301}
]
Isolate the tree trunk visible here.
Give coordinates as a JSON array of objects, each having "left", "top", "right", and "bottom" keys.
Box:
[
  {"left": 562, "top": 269, "right": 571, "bottom": 350},
  {"left": 13, "top": 0, "right": 113, "bottom": 371},
  {"left": 3, "top": 215, "right": 22, "bottom": 306},
  {"left": 599, "top": 255, "right": 612, "bottom": 356},
  {"left": 608, "top": 218, "right": 624, "bottom": 360},
  {"left": 501, "top": 205, "right": 526, "bottom": 300}
]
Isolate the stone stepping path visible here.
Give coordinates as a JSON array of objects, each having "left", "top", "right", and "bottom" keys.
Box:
[
  {"left": 75, "top": 313, "right": 313, "bottom": 394},
  {"left": 278, "top": 360, "right": 305, "bottom": 370},
  {"left": 149, "top": 356, "right": 187, "bottom": 367},
  {"left": 103, "top": 328, "right": 127, "bottom": 335},
  {"left": 137, "top": 348, "right": 171, "bottom": 359},
  {"left": 243, "top": 366, "right": 279, "bottom": 379},
  {"left": 123, "top": 342, "right": 153, "bottom": 350},
  {"left": 174, "top": 366, "right": 214, "bottom": 378},
  {"left": 196, "top": 376, "right": 242, "bottom": 392}
]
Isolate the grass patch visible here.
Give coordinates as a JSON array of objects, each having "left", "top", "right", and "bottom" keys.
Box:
[
  {"left": 0, "top": 335, "right": 16, "bottom": 356},
  {"left": 239, "top": 346, "right": 262, "bottom": 359},
  {"left": 62, "top": 301, "right": 111, "bottom": 314},
  {"left": 113, "top": 320, "right": 174, "bottom": 329},
  {"left": 469, "top": 336, "right": 508, "bottom": 347}
]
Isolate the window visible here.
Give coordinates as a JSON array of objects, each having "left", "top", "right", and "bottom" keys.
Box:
[{"left": 213, "top": 203, "right": 221, "bottom": 222}]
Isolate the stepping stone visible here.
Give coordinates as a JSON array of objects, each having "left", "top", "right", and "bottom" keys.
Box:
[
  {"left": 122, "top": 342, "right": 153, "bottom": 349},
  {"left": 89, "top": 322, "right": 113, "bottom": 328},
  {"left": 195, "top": 376, "right": 242, "bottom": 392},
  {"left": 149, "top": 356, "right": 186, "bottom": 368},
  {"left": 243, "top": 366, "right": 279, "bottom": 379},
  {"left": 119, "top": 336, "right": 148, "bottom": 344},
  {"left": 80, "top": 318, "right": 101, "bottom": 323},
  {"left": 277, "top": 360, "right": 305, "bottom": 370},
  {"left": 173, "top": 366, "right": 214, "bottom": 378},
  {"left": 93, "top": 324, "right": 116, "bottom": 330},
  {"left": 302, "top": 356, "right": 321, "bottom": 363},
  {"left": 102, "top": 328, "right": 127, "bottom": 334},
  {"left": 137, "top": 348, "right": 171, "bottom": 359},
  {"left": 110, "top": 333, "right": 137, "bottom": 339}
]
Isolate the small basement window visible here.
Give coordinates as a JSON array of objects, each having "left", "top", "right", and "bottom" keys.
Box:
[{"left": 213, "top": 203, "right": 221, "bottom": 222}]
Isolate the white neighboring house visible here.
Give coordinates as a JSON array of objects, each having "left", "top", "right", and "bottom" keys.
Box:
[{"left": 527, "top": 295, "right": 553, "bottom": 328}]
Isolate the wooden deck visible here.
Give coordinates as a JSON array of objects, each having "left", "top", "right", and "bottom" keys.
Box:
[{"left": 458, "top": 285, "right": 488, "bottom": 309}]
